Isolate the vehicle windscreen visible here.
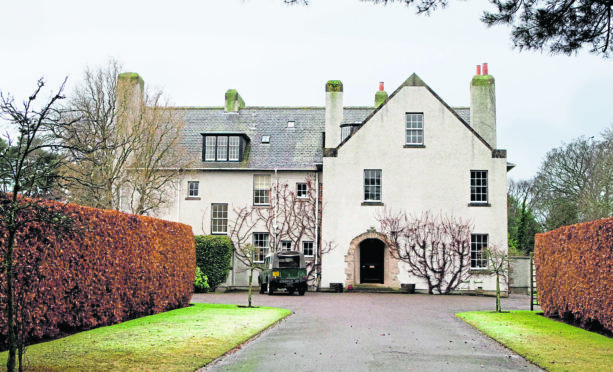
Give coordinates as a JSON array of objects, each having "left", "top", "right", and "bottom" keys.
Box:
[{"left": 278, "top": 256, "right": 300, "bottom": 268}]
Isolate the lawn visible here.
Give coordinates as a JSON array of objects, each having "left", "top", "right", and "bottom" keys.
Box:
[
  {"left": 457, "top": 311, "right": 613, "bottom": 372},
  {"left": 0, "top": 303, "right": 291, "bottom": 371}
]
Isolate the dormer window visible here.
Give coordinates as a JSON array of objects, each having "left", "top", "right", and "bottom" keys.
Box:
[{"left": 203, "top": 134, "right": 245, "bottom": 162}]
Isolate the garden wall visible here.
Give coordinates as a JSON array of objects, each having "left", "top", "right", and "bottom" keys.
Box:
[
  {"left": 0, "top": 199, "right": 196, "bottom": 346},
  {"left": 534, "top": 217, "right": 613, "bottom": 332}
]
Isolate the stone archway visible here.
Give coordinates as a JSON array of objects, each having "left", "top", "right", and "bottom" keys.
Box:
[{"left": 344, "top": 227, "right": 400, "bottom": 287}]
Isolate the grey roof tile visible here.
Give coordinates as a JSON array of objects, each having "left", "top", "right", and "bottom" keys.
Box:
[{"left": 178, "top": 106, "right": 470, "bottom": 170}]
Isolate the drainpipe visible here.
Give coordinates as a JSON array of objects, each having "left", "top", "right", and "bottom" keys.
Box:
[
  {"left": 315, "top": 171, "right": 320, "bottom": 290},
  {"left": 274, "top": 168, "right": 279, "bottom": 251},
  {"left": 176, "top": 171, "right": 181, "bottom": 222}
]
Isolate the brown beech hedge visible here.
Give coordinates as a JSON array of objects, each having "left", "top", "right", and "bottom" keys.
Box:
[
  {"left": 0, "top": 198, "right": 195, "bottom": 347},
  {"left": 534, "top": 217, "right": 613, "bottom": 333}
]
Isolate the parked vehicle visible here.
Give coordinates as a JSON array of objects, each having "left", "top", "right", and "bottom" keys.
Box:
[{"left": 258, "top": 251, "right": 308, "bottom": 296}]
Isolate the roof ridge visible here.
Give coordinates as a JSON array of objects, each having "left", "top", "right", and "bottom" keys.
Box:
[{"left": 171, "top": 106, "right": 375, "bottom": 110}]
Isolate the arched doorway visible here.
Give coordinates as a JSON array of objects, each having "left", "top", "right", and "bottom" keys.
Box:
[
  {"left": 360, "top": 239, "right": 385, "bottom": 284},
  {"left": 344, "top": 228, "right": 400, "bottom": 287}
]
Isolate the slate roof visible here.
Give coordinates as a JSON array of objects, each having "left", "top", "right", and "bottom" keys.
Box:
[{"left": 178, "top": 105, "right": 471, "bottom": 170}]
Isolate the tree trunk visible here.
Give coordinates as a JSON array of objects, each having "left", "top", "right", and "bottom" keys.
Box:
[
  {"left": 496, "top": 273, "right": 501, "bottom": 312},
  {"left": 248, "top": 268, "right": 253, "bottom": 308},
  {"left": 4, "top": 229, "right": 17, "bottom": 372}
]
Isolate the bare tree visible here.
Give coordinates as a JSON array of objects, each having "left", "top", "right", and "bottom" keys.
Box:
[
  {"left": 533, "top": 131, "right": 613, "bottom": 229},
  {"left": 227, "top": 205, "right": 260, "bottom": 307},
  {"left": 58, "top": 60, "right": 133, "bottom": 210},
  {"left": 484, "top": 247, "right": 509, "bottom": 313},
  {"left": 227, "top": 176, "right": 332, "bottom": 301},
  {"left": 123, "top": 92, "right": 188, "bottom": 216},
  {"left": 59, "top": 60, "right": 187, "bottom": 215},
  {"left": 378, "top": 209, "right": 472, "bottom": 294},
  {"left": 1, "top": 78, "right": 76, "bottom": 372}
]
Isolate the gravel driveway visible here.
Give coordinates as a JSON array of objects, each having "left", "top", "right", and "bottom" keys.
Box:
[{"left": 193, "top": 292, "right": 541, "bottom": 372}]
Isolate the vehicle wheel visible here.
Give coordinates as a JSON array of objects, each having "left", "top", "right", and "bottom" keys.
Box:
[
  {"left": 259, "top": 283, "right": 265, "bottom": 294},
  {"left": 298, "top": 289, "right": 305, "bottom": 296},
  {"left": 289, "top": 289, "right": 295, "bottom": 295},
  {"left": 267, "top": 281, "right": 275, "bottom": 295}
]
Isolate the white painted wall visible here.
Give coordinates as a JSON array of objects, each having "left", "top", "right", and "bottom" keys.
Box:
[
  {"left": 155, "top": 169, "right": 318, "bottom": 286},
  {"left": 321, "top": 84, "right": 508, "bottom": 292}
]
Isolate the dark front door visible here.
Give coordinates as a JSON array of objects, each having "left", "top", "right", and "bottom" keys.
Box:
[{"left": 360, "top": 239, "right": 384, "bottom": 284}]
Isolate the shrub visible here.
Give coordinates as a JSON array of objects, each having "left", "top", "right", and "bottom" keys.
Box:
[
  {"left": 0, "top": 197, "right": 196, "bottom": 348},
  {"left": 194, "top": 235, "right": 233, "bottom": 291},
  {"left": 194, "top": 267, "right": 210, "bottom": 293},
  {"left": 534, "top": 217, "right": 613, "bottom": 333}
]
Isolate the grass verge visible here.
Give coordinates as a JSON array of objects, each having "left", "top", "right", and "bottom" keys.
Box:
[
  {"left": 0, "top": 303, "right": 291, "bottom": 371},
  {"left": 457, "top": 310, "right": 613, "bottom": 371}
]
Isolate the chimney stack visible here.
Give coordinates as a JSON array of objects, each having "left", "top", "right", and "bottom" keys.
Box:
[
  {"left": 470, "top": 63, "right": 496, "bottom": 148},
  {"left": 225, "top": 89, "right": 245, "bottom": 112},
  {"left": 325, "top": 80, "right": 343, "bottom": 147},
  {"left": 375, "top": 81, "right": 388, "bottom": 108},
  {"left": 117, "top": 72, "right": 144, "bottom": 130}
]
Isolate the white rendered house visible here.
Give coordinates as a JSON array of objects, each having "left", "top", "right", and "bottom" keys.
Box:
[{"left": 123, "top": 64, "right": 510, "bottom": 293}]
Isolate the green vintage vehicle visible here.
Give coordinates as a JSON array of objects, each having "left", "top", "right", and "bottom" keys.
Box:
[{"left": 258, "top": 251, "right": 308, "bottom": 296}]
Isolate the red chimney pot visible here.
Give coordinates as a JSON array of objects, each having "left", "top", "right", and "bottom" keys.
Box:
[
  {"left": 476, "top": 65, "right": 481, "bottom": 75},
  {"left": 482, "top": 63, "right": 488, "bottom": 75},
  {"left": 379, "top": 82, "right": 384, "bottom": 91}
]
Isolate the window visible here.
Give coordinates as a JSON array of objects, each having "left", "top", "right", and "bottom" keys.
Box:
[
  {"left": 405, "top": 113, "right": 424, "bottom": 145},
  {"left": 205, "top": 137, "right": 216, "bottom": 161},
  {"left": 364, "top": 169, "right": 382, "bottom": 202},
  {"left": 216, "top": 136, "right": 227, "bottom": 161},
  {"left": 281, "top": 241, "right": 292, "bottom": 251},
  {"left": 341, "top": 126, "right": 352, "bottom": 142},
  {"left": 470, "top": 170, "right": 488, "bottom": 203},
  {"left": 188, "top": 181, "right": 199, "bottom": 197},
  {"left": 229, "top": 136, "right": 240, "bottom": 161},
  {"left": 303, "top": 241, "right": 314, "bottom": 257},
  {"left": 203, "top": 135, "right": 242, "bottom": 162},
  {"left": 471, "top": 234, "right": 488, "bottom": 269},
  {"left": 253, "top": 232, "right": 270, "bottom": 263},
  {"left": 296, "top": 183, "right": 307, "bottom": 198},
  {"left": 287, "top": 120, "right": 295, "bottom": 128},
  {"left": 211, "top": 203, "right": 228, "bottom": 234},
  {"left": 253, "top": 175, "right": 271, "bottom": 205},
  {"left": 261, "top": 135, "right": 270, "bottom": 143},
  {"left": 278, "top": 256, "right": 300, "bottom": 268}
]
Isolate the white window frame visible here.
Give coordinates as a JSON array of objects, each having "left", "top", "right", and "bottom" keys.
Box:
[
  {"left": 216, "top": 136, "right": 228, "bottom": 161},
  {"left": 363, "top": 169, "right": 382, "bottom": 202},
  {"left": 470, "top": 234, "right": 488, "bottom": 269},
  {"left": 341, "top": 126, "right": 352, "bottom": 142},
  {"left": 281, "top": 241, "right": 292, "bottom": 251},
  {"left": 228, "top": 136, "right": 240, "bottom": 161},
  {"left": 302, "top": 241, "right": 314, "bottom": 257},
  {"left": 211, "top": 203, "right": 228, "bottom": 234},
  {"left": 405, "top": 113, "right": 424, "bottom": 145},
  {"left": 188, "top": 181, "right": 199, "bottom": 197},
  {"left": 253, "top": 232, "right": 270, "bottom": 263},
  {"left": 253, "top": 174, "right": 271, "bottom": 205},
  {"left": 470, "top": 170, "right": 488, "bottom": 204},
  {"left": 205, "top": 137, "right": 216, "bottom": 161}
]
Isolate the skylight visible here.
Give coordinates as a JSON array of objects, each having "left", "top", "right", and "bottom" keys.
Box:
[
  {"left": 287, "top": 120, "right": 295, "bottom": 128},
  {"left": 262, "top": 135, "right": 270, "bottom": 143}
]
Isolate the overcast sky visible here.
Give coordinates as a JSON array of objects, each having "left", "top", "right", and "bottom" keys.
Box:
[{"left": 2, "top": 0, "right": 611, "bottom": 180}]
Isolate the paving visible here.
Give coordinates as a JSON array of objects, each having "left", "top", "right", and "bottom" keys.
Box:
[{"left": 193, "top": 291, "right": 542, "bottom": 372}]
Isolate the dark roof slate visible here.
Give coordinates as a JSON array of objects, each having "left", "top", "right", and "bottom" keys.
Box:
[{"left": 178, "top": 105, "right": 470, "bottom": 170}]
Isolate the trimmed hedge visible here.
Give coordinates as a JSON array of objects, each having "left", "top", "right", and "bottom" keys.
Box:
[
  {"left": 0, "top": 198, "right": 196, "bottom": 347},
  {"left": 194, "top": 235, "right": 233, "bottom": 291},
  {"left": 534, "top": 217, "right": 613, "bottom": 333}
]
